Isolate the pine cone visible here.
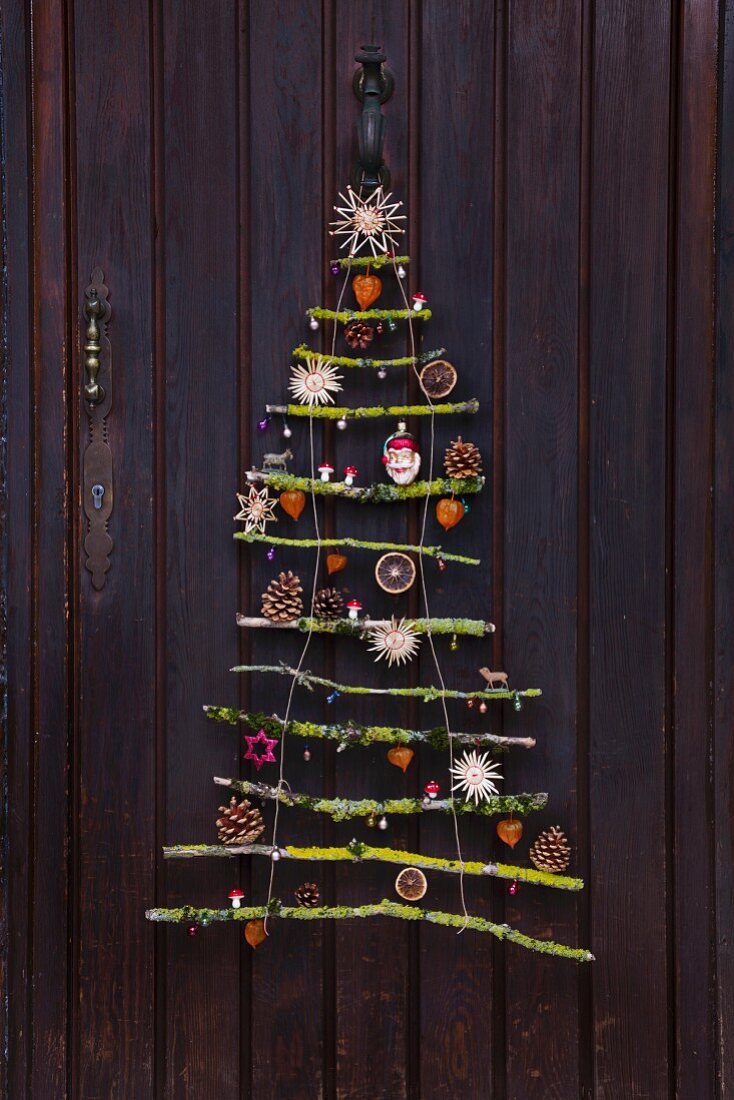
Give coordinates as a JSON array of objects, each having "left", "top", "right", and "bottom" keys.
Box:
[
  {"left": 216, "top": 796, "right": 265, "bottom": 846},
  {"left": 294, "top": 882, "right": 320, "bottom": 908},
  {"left": 529, "top": 825, "right": 571, "bottom": 873},
  {"left": 344, "top": 320, "right": 374, "bottom": 349},
  {"left": 444, "top": 436, "right": 483, "bottom": 479},
  {"left": 313, "top": 587, "right": 343, "bottom": 620},
  {"left": 261, "top": 570, "right": 303, "bottom": 622}
]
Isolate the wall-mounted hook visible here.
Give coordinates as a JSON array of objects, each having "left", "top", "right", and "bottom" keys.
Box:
[{"left": 352, "top": 44, "right": 394, "bottom": 193}]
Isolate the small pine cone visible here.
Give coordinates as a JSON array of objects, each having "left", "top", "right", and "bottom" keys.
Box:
[
  {"left": 529, "top": 825, "right": 571, "bottom": 874},
  {"left": 261, "top": 570, "right": 303, "bottom": 622},
  {"left": 294, "top": 882, "right": 320, "bottom": 908},
  {"left": 444, "top": 436, "right": 483, "bottom": 479},
  {"left": 344, "top": 320, "right": 374, "bottom": 349},
  {"left": 216, "top": 796, "right": 266, "bottom": 846},
  {"left": 313, "top": 587, "right": 344, "bottom": 620}
]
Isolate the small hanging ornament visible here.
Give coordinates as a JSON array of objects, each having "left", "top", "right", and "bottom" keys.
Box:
[
  {"left": 235, "top": 486, "right": 278, "bottom": 534},
  {"left": 450, "top": 749, "right": 503, "bottom": 805},
  {"left": 397, "top": 263, "right": 407, "bottom": 279},
  {"left": 529, "top": 826, "right": 571, "bottom": 873},
  {"left": 261, "top": 570, "right": 303, "bottom": 622},
  {"left": 436, "top": 497, "right": 465, "bottom": 532},
  {"left": 496, "top": 817, "right": 523, "bottom": 849},
  {"left": 326, "top": 690, "right": 341, "bottom": 704},
  {"left": 266, "top": 547, "right": 277, "bottom": 562},
  {"left": 243, "top": 728, "right": 278, "bottom": 770},
  {"left": 309, "top": 316, "right": 319, "bottom": 331},
  {"left": 337, "top": 417, "right": 348, "bottom": 431},
  {"left": 186, "top": 922, "right": 200, "bottom": 937},
  {"left": 375, "top": 551, "right": 416, "bottom": 594},
  {"left": 513, "top": 692, "right": 523, "bottom": 712},
  {"left": 257, "top": 414, "right": 270, "bottom": 432},
  {"left": 508, "top": 880, "right": 519, "bottom": 897},
  {"left": 377, "top": 366, "right": 388, "bottom": 380},
  {"left": 386, "top": 317, "right": 398, "bottom": 333},
  {"left": 377, "top": 815, "right": 388, "bottom": 830},
  {"left": 353, "top": 269, "right": 383, "bottom": 310},
  {"left": 303, "top": 745, "right": 311, "bottom": 762},
  {"left": 374, "top": 320, "right": 385, "bottom": 337},
  {"left": 394, "top": 867, "right": 427, "bottom": 901},
  {"left": 479, "top": 701, "right": 488, "bottom": 714},
  {"left": 279, "top": 488, "right": 306, "bottom": 521},
  {"left": 444, "top": 437, "right": 483, "bottom": 479},
  {"left": 419, "top": 359, "right": 457, "bottom": 399},
  {"left": 326, "top": 551, "right": 348, "bottom": 575},
  {"left": 436, "top": 556, "right": 447, "bottom": 572},
  {"left": 245, "top": 919, "right": 268, "bottom": 948},
  {"left": 367, "top": 616, "right": 421, "bottom": 667},
  {"left": 216, "top": 796, "right": 265, "bottom": 846},
  {"left": 329, "top": 184, "right": 406, "bottom": 256},
  {"left": 449, "top": 633, "right": 459, "bottom": 652},
  {"left": 330, "top": 261, "right": 341, "bottom": 276},
  {"left": 289, "top": 354, "right": 343, "bottom": 406},
  {"left": 382, "top": 422, "right": 421, "bottom": 486},
  {"left": 466, "top": 698, "right": 475, "bottom": 709},
  {"left": 282, "top": 419, "right": 292, "bottom": 439},
  {"left": 295, "top": 882, "right": 320, "bottom": 908},
  {"left": 366, "top": 811, "right": 377, "bottom": 828},
  {"left": 344, "top": 320, "right": 374, "bottom": 349},
  {"left": 387, "top": 744, "right": 414, "bottom": 773}
]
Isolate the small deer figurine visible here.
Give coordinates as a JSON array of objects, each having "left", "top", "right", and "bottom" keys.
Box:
[
  {"left": 479, "top": 666, "right": 509, "bottom": 691},
  {"left": 262, "top": 447, "right": 293, "bottom": 472}
]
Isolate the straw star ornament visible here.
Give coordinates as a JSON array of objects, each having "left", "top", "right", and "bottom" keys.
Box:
[
  {"left": 234, "top": 486, "right": 278, "bottom": 534},
  {"left": 450, "top": 750, "right": 503, "bottom": 805},
  {"left": 329, "top": 185, "right": 406, "bottom": 257},
  {"left": 289, "top": 355, "right": 344, "bottom": 406}
]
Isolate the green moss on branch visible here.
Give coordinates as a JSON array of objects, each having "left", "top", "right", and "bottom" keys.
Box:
[
  {"left": 328, "top": 254, "right": 411, "bottom": 270},
  {"left": 291, "top": 344, "right": 443, "bottom": 368},
  {"left": 307, "top": 307, "right": 432, "bottom": 322},
  {"left": 233, "top": 532, "right": 480, "bottom": 565},
  {"left": 280, "top": 400, "right": 479, "bottom": 419},
  {"left": 250, "top": 474, "right": 484, "bottom": 502}
]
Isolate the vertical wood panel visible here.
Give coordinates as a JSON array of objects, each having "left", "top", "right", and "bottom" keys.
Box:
[
  {"left": 502, "top": 2, "right": 582, "bottom": 1096},
  {"left": 589, "top": 3, "right": 672, "bottom": 1096},
  {"left": 3, "top": 1, "right": 33, "bottom": 1093},
  {"left": 673, "top": 1, "right": 719, "bottom": 1094},
  {"left": 159, "top": 3, "right": 241, "bottom": 1094},
  {"left": 715, "top": 3, "right": 734, "bottom": 1094},
  {"left": 247, "top": 5, "right": 326, "bottom": 1096},
  {"left": 29, "top": 0, "right": 72, "bottom": 1092},
  {"left": 418, "top": 3, "right": 497, "bottom": 1097},
  {"left": 74, "top": 0, "right": 156, "bottom": 1093}
]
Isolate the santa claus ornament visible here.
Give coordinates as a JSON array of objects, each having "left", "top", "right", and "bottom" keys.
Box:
[{"left": 381, "top": 421, "right": 421, "bottom": 486}]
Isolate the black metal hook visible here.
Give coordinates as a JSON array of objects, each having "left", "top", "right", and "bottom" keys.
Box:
[{"left": 352, "top": 45, "right": 394, "bottom": 193}]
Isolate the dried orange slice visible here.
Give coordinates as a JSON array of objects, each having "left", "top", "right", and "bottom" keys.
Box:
[
  {"left": 419, "top": 359, "right": 457, "bottom": 399},
  {"left": 395, "top": 867, "right": 427, "bottom": 901},
  {"left": 375, "top": 551, "right": 416, "bottom": 594}
]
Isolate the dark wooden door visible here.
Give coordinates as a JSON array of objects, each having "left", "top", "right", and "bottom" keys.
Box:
[{"left": 3, "top": 1, "right": 733, "bottom": 1096}]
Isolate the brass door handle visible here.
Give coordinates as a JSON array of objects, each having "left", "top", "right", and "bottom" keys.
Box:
[
  {"left": 83, "top": 289, "right": 105, "bottom": 404},
  {"left": 81, "top": 269, "right": 114, "bottom": 589}
]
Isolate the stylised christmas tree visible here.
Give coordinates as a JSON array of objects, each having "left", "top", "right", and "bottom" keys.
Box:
[{"left": 146, "top": 53, "right": 592, "bottom": 966}]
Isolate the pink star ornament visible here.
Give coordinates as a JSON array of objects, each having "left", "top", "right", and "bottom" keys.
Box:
[{"left": 243, "top": 728, "right": 278, "bottom": 770}]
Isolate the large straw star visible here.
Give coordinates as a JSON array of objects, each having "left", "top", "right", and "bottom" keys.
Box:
[{"left": 243, "top": 728, "right": 278, "bottom": 770}]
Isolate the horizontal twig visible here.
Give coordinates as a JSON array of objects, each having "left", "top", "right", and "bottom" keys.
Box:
[
  {"left": 212, "top": 777, "right": 547, "bottom": 820},
  {"left": 328, "top": 254, "right": 411, "bottom": 269},
  {"left": 203, "top": 708, "right": 537, "bottom": 750},
  {"left": 291, "top": 344, "right": 444, "bottom": 368},
  {"left": 229, "top": 663, "right": 542, "bottom": 704},
  {"left": 162, "top": 842, "right": 584, "bottom": 892},
  {"left": 234, "top": 532, "right": 480, "bottom": 565},
  {"left": 235, "top": 615, "right": 495, "bottom": 637},
  {"left": 145, "top": 900, "right": 593, "bottom": 963},
  {"left": 307, "top": 306, "right": 432, "bottom": 322},
  {"left": 265, "top": 400, "right": 479, "bottom": 419},
  {"left": 244, "top": 473, "right": 485, "bottom": 503}
]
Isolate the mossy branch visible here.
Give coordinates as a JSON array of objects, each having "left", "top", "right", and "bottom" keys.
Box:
[
  {"left": 234, "top": 532, "right": 480, "bottom": 565},
  {"left": 145, "top": 900, "right": 594, "bottom": 963},
  {"left": 229, "top": 662, "right": 542, "bottom": 705},
  {"left": 235, "top": 615, "right": 495, "bottom": 637},
  {"left": 245, "top": 473, "right": 485, "bottom": 503},
  {"left": 203, "top": 708, "right": 537, "bottom": 751},
  {"left": 265, "top": 400, "right": 479, "bottom": 419},
  {"left": 162, "top": 842, "right": 583, "bottom": 892},
  {"left": 212, "top": 776, "right": 547, "bottom": 820},
  {"left": 291, "top": 344, "right": 443, "bottom": 368},
  {"left": 307, "top": 307, "right": 432, "bottom": 322},
  {"left": 328, "top": 254, "right": 411, "bottom": 270}
]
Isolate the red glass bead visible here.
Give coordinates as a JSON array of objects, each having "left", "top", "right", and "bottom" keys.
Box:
[{"left": 508, "top": 880, "right": 519, "bottom": 897}]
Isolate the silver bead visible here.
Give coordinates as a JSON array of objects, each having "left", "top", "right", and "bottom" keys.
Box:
[
  {"left": 282, "top": 425, "right": 292, "bottom": 439},
  {"left": 378, "top": 815, "right": 388, "bottom": 830},
  {"left": 309, "top": 317, "right": 319, "bottom": 331},
  {"left": 337, "top": 418, "right": 348, "bottom": 431},
  {"left": 271, "top": 849, "right": 281, "bottom": 861}
]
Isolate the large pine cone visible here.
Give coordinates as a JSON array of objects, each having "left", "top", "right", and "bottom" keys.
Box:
[
  {"left": 294, "top": 882, "right": 320, "bottom": 908},
  {"left": 444, "top": 436, "right": 483, "bottom": 479},
  {"left": 344, "top": 320, "right": 374, "bottom": 349},
  {"left": 261, "top": 570, "right": 303, "bottom": 622},
  {"left": 529, "top": 825, "right": 571, "bottom": 873},
  {"left": 313, "top": 587, "right": 343, "bottom": 620},
  {"left": 216, "top": 796, "right": 265, "bottom": 846}
]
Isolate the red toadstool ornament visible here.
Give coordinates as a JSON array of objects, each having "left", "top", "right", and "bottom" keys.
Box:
[
  {"left": 343, "top": 465, "right": 358, "bottom": 486},
  {"left": 346, "top": 599, "right": 363, "bottom": 621},
  {"left": 318, "top": 462, "right": 334, "bottom": 483},
  {"left": 228, "top": 888, "right": 245, "bottom": 909},
  {"left": 423, "top": 779, "right": 441, "bottom": 800},
  {"left": 412, "top": 291, "right": 428, "bottom": 312},
  {"left": 382, "top": 422, "right": 421, "bottom": 486}
]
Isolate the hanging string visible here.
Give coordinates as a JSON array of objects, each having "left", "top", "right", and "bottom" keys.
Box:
[
  {"left": 264, "top": 254, "right": 353, "bottom": 930},
  {"left": 391, "top": 256, "right": 470, "bottom": 930}
]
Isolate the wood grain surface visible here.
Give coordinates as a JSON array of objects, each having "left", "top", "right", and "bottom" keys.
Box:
[{"left": 1, "top": 0, "right": 731, "bottom": 1096}]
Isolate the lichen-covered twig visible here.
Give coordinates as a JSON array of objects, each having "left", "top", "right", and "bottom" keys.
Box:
[
  {"left": 203, "top": 708, "right": 537, "bottom": 751},
  {"left": 244, "top": 473, "right": 484, "bottom": 503},
  {"left": 264, "top": 400, "right": 479, "bottom": 419},
  {"left": 307, "top": 306, "right": 432, "bottom": 322},
  {"left": 162, "top": 841, "right": 583, "bottom": 892},
  {"left": 291, "top": 343, "right": 444, "bottom": 368},
  {"left": 235, "top": 615, "right": 495, "bottom": 637},
  {"left": 145, "top": 900, "right": 594, "bottom": 963},
  {"left": 229, "top": 662, "right": 542, "bottom": 704},
  {"left": 212, "top": 776, "right": 547, "bottom": 820},
  {"left": 328, "top": 254, "right": 411, "bottom": 270},
  {"left": 234, "top": 532, "right": 480, "bottom": 565}
]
